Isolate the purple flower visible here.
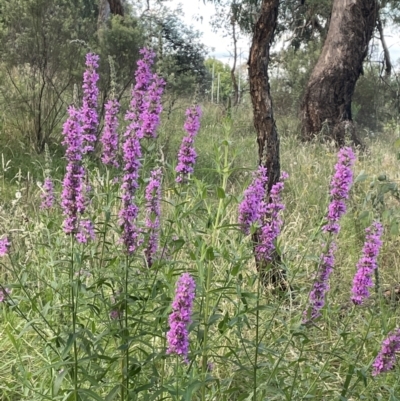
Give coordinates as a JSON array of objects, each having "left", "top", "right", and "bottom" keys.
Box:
[
  {"left": 0, "top": 286, "right": 11, "bottom": 302},
  {"left": 101, "top": 98, "right": 120, "bottom": 167},
  {"left": 76, "top": 219, "right": 95, "bottom": 243},
  {"left": 167, "top": 273, "right": 196, "bottom": 363},
  {"left": 144, "top": 168, "right": 162, "bottom": 267},
  {"left": 40, "top": 177, "right": 55, "bottom": 210},
  {"left": 323, "top": 147, "right": 356, "bottom": 234},
  {"left": 175, "top": 106, "right": 202, "bottom": 183},
  {"left": 255, "top": 172, "right": 288, "bottom": 262},
  {"left": 0, "top": 237, "right": 10, "bottom": 257},
  {"left": 303, "top": 242, "right": 336, "bottom": 323},
  {"left": 238, "top": 166, "right": 268, "bottom": 235},
  {"left": 373, "top": 328, "right": 400, "bottom": 375},
  {"left": 351, "top": 221, "right": 383, "bottom": 305},
  {"left": 81, "top": 53, "right": 100, "bottom": 154},
  {"left": 61, "top": 106, "right": 87, "bottom": 234}
]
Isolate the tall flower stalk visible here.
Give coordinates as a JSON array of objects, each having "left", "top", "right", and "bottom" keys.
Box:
[
  {"left": 167, "top": 273, "right": 196, "bottom": 363},
  {"left": 120, "top": 48, "right": 164, "bottom": 254},
  {"left": 351, "top": 221, "right": 383, "bottom": 305},
  {"left": 81, "top": 53, "right": 99, "bottom": 154},
  {"left": 175, "top": 105, "right": 202, "bottom": 183},
  {"left": 61, "top": 106, "right": 86, "bottom": 235},
  {"left": 304, "top": 147, "right": 356, "bottom": 323},
  {"left": 144, "top": 168, "right": 162, "bottom": 267}
]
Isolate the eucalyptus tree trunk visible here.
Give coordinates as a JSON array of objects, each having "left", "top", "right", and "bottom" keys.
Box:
[
  {"left": 301, "top": 0, "right": 377, "bottom": 147},
  {"left": 249, "top": 0, "right": 289, "bottom": 291}
]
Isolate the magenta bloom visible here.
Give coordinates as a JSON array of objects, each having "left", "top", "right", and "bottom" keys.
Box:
[
  {"left": 373, "top": 328, "right": 400, "bottom": 375},
  {"left": 303, "top": 242, "right": 336, "bottom": 323},
  {"left": 0, "top": 237, "right": 10, "bottom": 257},
  {"left": 238, "top": 166, "right": 268, "bottom": 235},
  {"left": 0, "top": 286, "right": 11, "bottom": 302},
  {"left": 167, "top": 273, "right": 196, "bottom": 363},
  {"left": 81, "top": 53, "right": 100, "bottom": 154},
  {"left": 175, "top": 106, "right": 202, "bottom": 183},
  {"left": 255, "top": 172, "right": 288, "bottom": 262},
  {"left": 61, "top": 106, "right": 87, "bottom": 234},
  {"left": 351, "top": 221, "right": 383, "bottom": 305},
  {"left": 41, "top": 177, "right": 55, "bottom": 209},
  {"left": 323, "top": 147, "right": 356, "bottom": 234},
  {"left": 101, "top": 98, "right": 120, "bottom": 167},
  {"left": 144, "top": 168, "right": 162, "bottom": 267}
]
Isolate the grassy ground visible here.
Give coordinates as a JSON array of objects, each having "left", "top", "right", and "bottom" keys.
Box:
[{"left": 0, "top": 101, "right": 400, "bottom": 400}]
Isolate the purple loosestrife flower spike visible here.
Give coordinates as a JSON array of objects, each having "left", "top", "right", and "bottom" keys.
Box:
[
  {"left": 255, "top": 172, "right": 288, "bottom": 262},
  {"left": 175, "top": 105, "right": 202, "bottom": 183},
  {"left": 81, "top": 53, "right": 100, "bottom": 154},
  {"left": 351, "top": 221, "right": 383, "bottom": 305},
  {"left": 323, "top": 147, "right": 356, "bottom": 234},
  {"left": 125, "top": 48, "right": 155, "bottom": 140},
  {"left": 76, "top": 219, "right": 96, "bottom": 244},
  {"left": 167, "top": 273, "right": 196, "bottom": 363},
  {"left": 0, "top": 237, "right": 10, "bottom": 256},
  {"left": 144, "top": 168, "right": 162, "bottom": 267},
  {"left": 238, "top": 165, "right": 268, "bottom": 235},
  {"left": 61, "top": 106, "right": 87, "bottom": 234},
  {"left": 41, "top": 177, "right": 55, "bottom": 210},
  {"left": 141, "top": 75, "right": 165, "bottom": 139},
  {"left": 303, "top": 242, "right": 337, "bottom": 323},
  {"left": 101, "top": 98, "right": 120, "bottom": 167},
  {"left": 373, "top": 328, "right": 400, "bottom": 375}
]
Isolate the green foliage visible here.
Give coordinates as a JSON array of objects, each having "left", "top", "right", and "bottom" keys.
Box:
[
  {"left": 0, "top": 0, "right": 96, "bottom": 152},
  {"left": 204, "top": 58, "right": 233, "bottom": 103}
]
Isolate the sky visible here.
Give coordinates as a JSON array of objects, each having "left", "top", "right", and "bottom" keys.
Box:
[{"left": 166, "top": 0, "right": 400, "bottom": 69}]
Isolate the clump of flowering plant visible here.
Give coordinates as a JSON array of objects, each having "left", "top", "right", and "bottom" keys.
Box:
[
  {"left": 304, "top": 147, "right": 356, "bottom": 323},
  {"left": 167, "top": 273, "right": 196, "bottom": 363}
]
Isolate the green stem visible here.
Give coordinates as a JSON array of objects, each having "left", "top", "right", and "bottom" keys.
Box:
[{"left": 70, "top": 235, "right": 78, "bottom": 401}]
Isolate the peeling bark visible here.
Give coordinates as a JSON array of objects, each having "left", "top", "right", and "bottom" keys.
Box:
[{"left": 301, "top": 0, "right": 377, "bottom": 147}]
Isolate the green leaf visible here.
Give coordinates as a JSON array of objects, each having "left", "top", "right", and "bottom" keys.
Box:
[
  {"left": 393, "top": 138, "right": 400, "bottom": 150},
  {"left": 354, "top": 170, "right": 368, "bottom": 183},
  {"left": 217, "top": 187, "right": 225, "bottom": 199},
  {"left": 105, "top": 385, "right": 120, "bottom": 401},
  {"left": 53, "top": 368, "right": 68, "bottom": 396},
  {"left": 205, "top": 247, "right": 215, "bottom": 261},
  {"left": 62, "top": 333, "right": 78, "bottom": 359}
]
